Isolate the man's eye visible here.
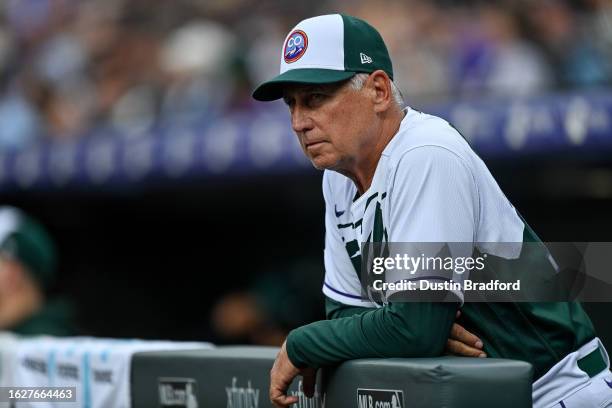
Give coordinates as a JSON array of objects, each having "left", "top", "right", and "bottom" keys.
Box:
[{"left": 308, "top": 93, "right": 326, "bottom": 104}]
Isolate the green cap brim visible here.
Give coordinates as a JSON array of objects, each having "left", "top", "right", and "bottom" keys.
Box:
[{"left": 252, "top": 69, "right": 356, "bottom": 101}]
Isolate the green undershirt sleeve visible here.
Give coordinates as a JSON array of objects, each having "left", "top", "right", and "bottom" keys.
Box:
[
  {"left": 287, "top": 299, "right": 457, "bottom": 369},
  {"left": 325, "top": 296, "right": 373, "bottom": 319}
]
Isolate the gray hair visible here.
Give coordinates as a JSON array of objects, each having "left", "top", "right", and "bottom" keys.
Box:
[{"left": 348, "top": 73, "right": 404, "bottom": 109}]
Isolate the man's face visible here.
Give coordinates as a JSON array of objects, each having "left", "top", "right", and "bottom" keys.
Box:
[{"left": 283, "top": 77, "right": 377, "bottom": 171}]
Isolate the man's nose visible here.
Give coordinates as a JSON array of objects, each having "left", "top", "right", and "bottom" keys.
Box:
[{"left": 291, "top": 105, "right": 313, "bottom": 134}]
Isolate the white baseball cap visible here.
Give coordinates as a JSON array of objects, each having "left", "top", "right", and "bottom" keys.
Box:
[{"left": 252, "top": 14, "right": 394, "bottom": 101}]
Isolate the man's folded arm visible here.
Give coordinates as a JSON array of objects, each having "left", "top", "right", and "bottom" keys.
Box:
[{"left": 287, "top": 301, "right": 457, "bottom": 368}]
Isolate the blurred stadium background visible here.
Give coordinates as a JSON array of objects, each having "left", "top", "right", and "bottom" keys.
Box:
[{"left": 0, "top": 0, "right": 611, "bottom": 347}]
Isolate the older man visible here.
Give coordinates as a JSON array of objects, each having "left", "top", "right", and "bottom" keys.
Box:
[{"left": 253, "top": 14, "right": 611, "bottom": 408}]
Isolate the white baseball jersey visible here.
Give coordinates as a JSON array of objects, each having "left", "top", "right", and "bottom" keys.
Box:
[
  {"left": 319, "top": 107, "right": 611, "bottom": 407},
  {"left": 321, "top": 107, "right": 525, "bottom": 306}
]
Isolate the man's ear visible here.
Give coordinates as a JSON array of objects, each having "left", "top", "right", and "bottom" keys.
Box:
[{"left": 368, "top": 70, "right": 393, "bottom": 113}]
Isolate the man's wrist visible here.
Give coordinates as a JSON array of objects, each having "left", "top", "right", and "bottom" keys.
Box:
[{"left": 286, "top": 328, "right": 309, "bottom": 369}]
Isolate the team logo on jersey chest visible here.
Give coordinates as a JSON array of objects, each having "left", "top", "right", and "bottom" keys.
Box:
[{"left": 284, "top": 30, "right": 308, "bottom": 63}]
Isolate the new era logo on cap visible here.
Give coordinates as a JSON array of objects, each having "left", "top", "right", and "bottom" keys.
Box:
[{"left": 360, "top": 53, "right": 373, "bottom": 64}]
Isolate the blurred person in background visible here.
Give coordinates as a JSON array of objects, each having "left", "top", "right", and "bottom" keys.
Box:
[
  {"left": 0, "top": 206, "right": 75, "bottom": 336},
  {"left": 346, "top": 0, "right": 455, "bottom": 103},
  {"left": 525, "top": 0, "right": 609, "bottom": 89},
  {"left": 0, "top": 0, "right": 93, "bottom": 146},
  {"left": 211, "top": 258, "right": 324, "bottom": 346},
  {"left": 455, "top": 3, "right": 552, "bottom": 98},
  {"left": 159, "top": 18, "right": 237, "bottom": 126}
]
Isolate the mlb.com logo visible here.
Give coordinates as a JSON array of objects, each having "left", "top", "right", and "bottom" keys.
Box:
[{"left": 357, "top": 388, "right": 403, "bottom": 408}]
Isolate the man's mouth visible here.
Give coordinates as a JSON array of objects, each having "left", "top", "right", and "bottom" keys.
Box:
[{"left": 305, "top": 141, "right": 325, "bottom": 149}]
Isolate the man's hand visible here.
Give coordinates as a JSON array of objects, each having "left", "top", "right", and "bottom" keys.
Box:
[
  {"left": 446, "top": 310, "right": 487, "bottom": 358},
  {"left": 270, "top": 341, "right": 317, "bottom": 407}
]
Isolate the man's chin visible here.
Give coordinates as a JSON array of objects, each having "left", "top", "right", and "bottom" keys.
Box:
[{"left": 309, "top": 156, "right": 337, "bottom": 171}]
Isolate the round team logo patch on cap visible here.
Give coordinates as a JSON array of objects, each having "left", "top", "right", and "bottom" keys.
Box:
[{"left": 283, "top": 30, "right": 308, "bottom": 63}]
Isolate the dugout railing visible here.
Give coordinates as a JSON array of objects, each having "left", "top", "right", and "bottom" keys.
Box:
[{"left": 131, "top": 346, "right": 533, "bottom": 408}]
